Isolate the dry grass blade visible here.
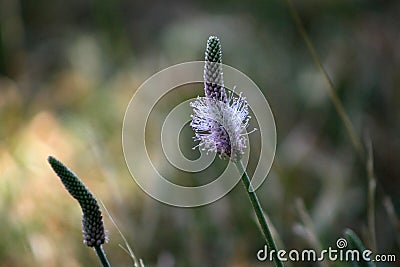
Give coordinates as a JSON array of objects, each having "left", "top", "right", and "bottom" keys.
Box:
[
  {"left": 294, "top": 198, "right": 330, "bottom": 267},
  {"left": 365, "top": 137, "right": 377, "bottom": 253},
  {"left": 100, "top": 200, "right": 145, "bottom": 267},
  {"left": 285, "top": 0, "right": 365, "bottom": 160},
  {"left": 383, "top": 196, "right": 400, "bottom": 247}
]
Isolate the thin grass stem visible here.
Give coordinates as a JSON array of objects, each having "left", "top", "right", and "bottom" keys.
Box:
[
  {"left": 100, "top": 200, "right": 144, "bottom": 267},
  {"left": 366, "top": 138, "right": 377, "bottom": 254},
  {"left": 383, "top": 196, "right": 400, "bottom": 247},
  {"left": 285, "top": 0, "right": 364, "bottom": 160},
  {"left": 295, "top": 198, "right": 330, "bottom": 267}
]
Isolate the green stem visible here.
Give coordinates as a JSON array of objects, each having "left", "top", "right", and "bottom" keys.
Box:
[
  {"left": 235, "top": 160, "right": 284, "bottom": 267},
  {"left": 94, "top": 245, "right": 111, "bottom": 267}
]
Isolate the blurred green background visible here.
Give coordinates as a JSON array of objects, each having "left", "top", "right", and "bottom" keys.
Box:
[{"left": 0, "top": 0, "right": 399, "bottom": 266}]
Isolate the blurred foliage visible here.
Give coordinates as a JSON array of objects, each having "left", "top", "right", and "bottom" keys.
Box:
[{"left": 0, "top": 0, "right": 399, "bottom": 266}]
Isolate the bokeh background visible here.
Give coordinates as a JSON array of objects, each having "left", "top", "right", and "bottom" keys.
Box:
[{"left": 0, "top": 0, "right": 399, "bottom": 266}]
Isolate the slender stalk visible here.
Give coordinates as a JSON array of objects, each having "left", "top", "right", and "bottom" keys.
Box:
[
  {"left": 100, "top": 200, "right": 145, "bottom": 267},
  {"left": 94, "top": 245, "right": 111, "bottom": 267},
  {"left": 295, "top": 198, "right": 330, "bottom": 267},
  {"left": 383, "top": 196, "right": 400, "bottom": 247},
  {"left": 366, "top": 139, "right": 377, "bottom": 254},
  {"left": 235, "top": 160, "right": 284, "bottom": 267},
  {"left": 285, "top": 0, "right": 364, "bottom": 160}
]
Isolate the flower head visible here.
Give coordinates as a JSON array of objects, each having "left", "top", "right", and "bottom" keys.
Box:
[
  {"left": 190, "top": 91, "right": 251, "bottom": 161},
  {"left": 190, "top": 36, "right": 253, "bottom": 162},
  {"left": 48, "top": 156, "right": 107, "bottom": 247}
]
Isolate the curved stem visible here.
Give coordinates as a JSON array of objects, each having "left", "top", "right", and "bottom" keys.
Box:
[
  {"left": 94, "top": 245, "right": 111, "bottom": 267},
  {"left": 235, "top": 160, "right": 284, "bottom": 267}
]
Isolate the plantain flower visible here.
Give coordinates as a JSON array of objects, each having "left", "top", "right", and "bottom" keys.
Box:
[
  {"left": 48, "top": 156, "right": 107, "bottom": 247},
  {"left": 190, "top": 36, "right": 253, "bottom": 162}
]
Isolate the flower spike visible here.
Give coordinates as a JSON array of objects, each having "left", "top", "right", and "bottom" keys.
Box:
[
  {"left": 191, "top": 36, "right": 252, "bottom": 161},
  {"left": 204, "top": 36, "right": 227, "bottom": 102},
  {"left": 48, "top": 156, "right": 107, "bottom": 247}
]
